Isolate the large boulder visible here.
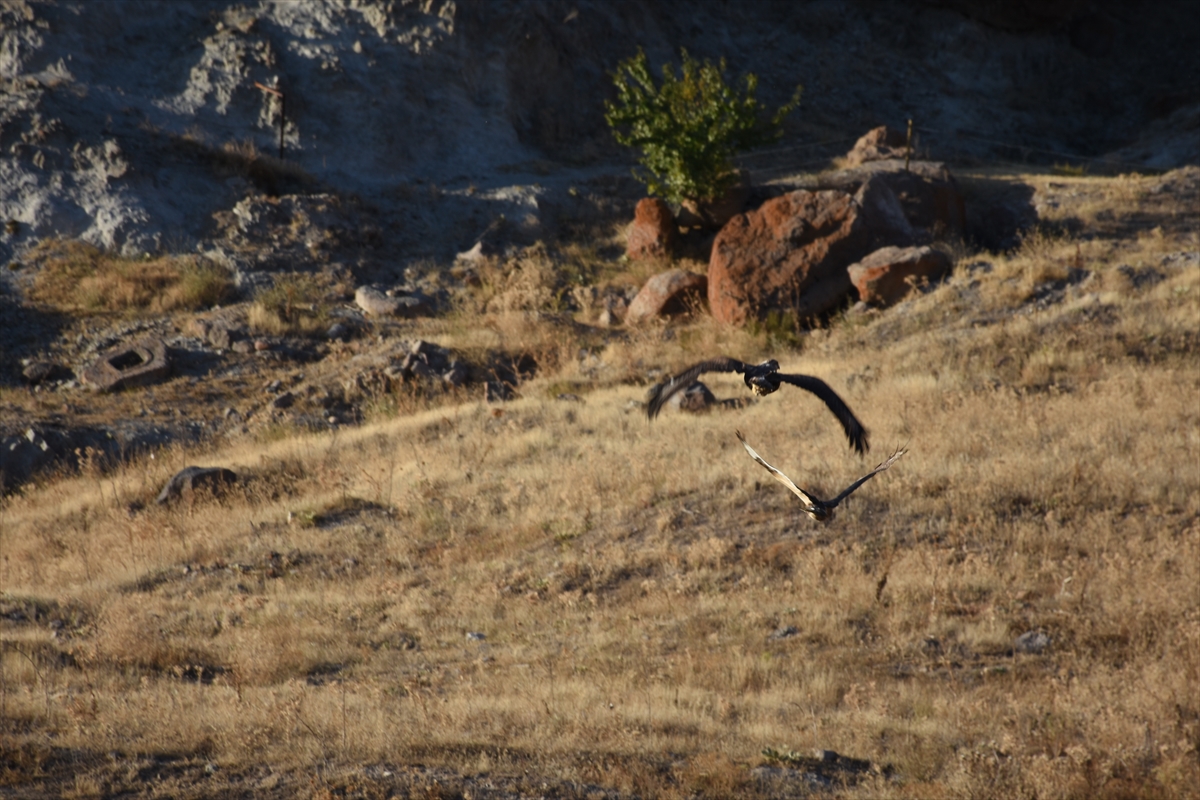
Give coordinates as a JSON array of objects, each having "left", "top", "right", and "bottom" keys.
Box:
[
  {"left": 848, "top": 246, "right": 953, "bottom": 307},
  {"left": 707, "top": 180, "right": 913, "bottom": 326},
  {"left": 844, "top": 126, "right": 910, "bottom": 167},
  {"left": 626, "top": 269, "right": 708, "bottom": 324},
  {"left": 818, "top": 159, "right": 967, "bottom": 238},
  {"left": 626, "top": 198, "right": 680, "bottom": 260}
]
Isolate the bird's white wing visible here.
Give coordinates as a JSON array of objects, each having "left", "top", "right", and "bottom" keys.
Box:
[
  {"left": 735, "top": 430, "right": 820, "bottom": 506},
  {"left": 826, "top": 446, "right": 908, "bottom": 507}
]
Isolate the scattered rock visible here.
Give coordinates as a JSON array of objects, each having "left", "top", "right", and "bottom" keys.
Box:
[
  {"left": 1014, "top": 630, "right": 1050, "bottom": 654},
  {"left": 465, "top": 631, "right": 487, "bottom": 641},
  {"left": 187, "top": 318, "right": 235, "bottom": 350},
  {"left": 81, "top": 337, "right": 171, "bottom": 393},
  {"left": 848, "top": 245, "right": 953, "bottom": 307},
  {"left": 155, "top": 466, "right": 238, "bottom": 505},
  {"left": 21, "top": 360, "right": 67, "bottom": 386},
  {"left": 271, "top": 391, "right": 296, "bottom": 410},
  {"left": 625, "top": 269, "right": 707, "bottom": 324},
  {"left": 769, "top": 625, "right": 800, "bottom": 640},
  {"left": 625, "top": 197, "right": 680, "bottom": 260}
]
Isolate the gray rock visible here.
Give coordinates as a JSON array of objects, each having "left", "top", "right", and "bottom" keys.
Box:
[
  {"left": 1015, "top": 630, "right": 1050, "bottom": 654},
  {"left": 355, "top": 286, "right": 432, "bottom": 318},
  {"left": 156, "top": 466, "right": 238, "bottom": 505},
  {"left": 21, "top": 361, "right": 65, "bottom": 386}
]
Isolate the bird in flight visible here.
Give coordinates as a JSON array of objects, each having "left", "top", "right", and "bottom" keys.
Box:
[
  {"left": 647, "top": 358, "right": 870, "bottom": 455},
  {"left": 736, "top": 430, "right": 906, "bottom": 522}
]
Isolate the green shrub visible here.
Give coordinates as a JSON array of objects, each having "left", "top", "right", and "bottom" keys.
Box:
[{"left": 604, "top": 48, "right": 801, "bottom": 205}]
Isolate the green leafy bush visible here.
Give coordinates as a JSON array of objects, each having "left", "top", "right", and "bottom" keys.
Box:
[{"left": 604, "top": 49, "right": 801, "bottom": 205}]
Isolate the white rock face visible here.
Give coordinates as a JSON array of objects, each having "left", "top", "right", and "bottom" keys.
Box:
[{"left": 0, "top": 0, "right": 1194, "bottom": 269}]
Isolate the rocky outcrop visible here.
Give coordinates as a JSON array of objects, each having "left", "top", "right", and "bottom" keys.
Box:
[
  {"left": 625, "top": 198, "right": 679, "bottom": 260},
  {"left": 818, "top": 160, "right": 967, "bottom": 239},
  {"left": 847, "top": 245, "right": 953, "bottom": 307},
  {"left": 844, "top": 126, "right": 910, "bottom": 167},
  {"left": 81, "top": 337, "right": 171, "bottom": 393},
  {"left": 625, "top": 269, "right": 707, "bottom": 324}
]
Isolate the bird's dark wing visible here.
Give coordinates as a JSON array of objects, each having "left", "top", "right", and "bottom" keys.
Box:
[
  {"left": 735, "top": 430, "right": 822, "bottom": 507},
  {"left": 646, "top": 357, "right": 754, "bottom": 419},
  {"left": 825, "top": 446, "right": 907, "bottom": 509},
  {"left": 775, "top": 373, "right": 870, "bottom": 455}
]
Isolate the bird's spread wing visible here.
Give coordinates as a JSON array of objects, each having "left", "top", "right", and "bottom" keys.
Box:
[
  {"left": 735, "top": 430, "right": 821, "bottom": 507},
  {"left": 647, "top": 357, "right": 753, "bottom": 419},
  {"left": 825, "top": 446, "right": 907, "bottom": 508},
  {"left": 774, "top": 373, "right": 870, "bottom": 455}
]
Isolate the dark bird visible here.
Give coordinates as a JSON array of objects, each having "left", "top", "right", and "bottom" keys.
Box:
[
  {"left": 736, "top": 430, "right": 906, "bottom": 522},
  {"left": 647, "top": 358, "right": 870, "bottom": 454}
]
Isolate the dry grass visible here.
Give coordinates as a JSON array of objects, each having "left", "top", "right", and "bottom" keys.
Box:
[
  {"left": 1, "top": 174, "right": 1197, "bottom": 798},
  {"left": 26, "top": 239, "right": 233, "bottom": 315},
  {"left": 247, "top": 272, "right": 332, "bottom": 337}
]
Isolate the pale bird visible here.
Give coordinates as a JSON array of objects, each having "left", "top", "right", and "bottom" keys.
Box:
[
  {"left": 736, "top": 430, "right": 906, "bottom": 522},
  {"left": 647, "top": 357, "right": 869, "bottom": 455}
]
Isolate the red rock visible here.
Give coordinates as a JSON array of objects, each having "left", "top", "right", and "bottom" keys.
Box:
[
  {"left": 626, "top": 198, "right": 679, "bottom": 260},
  {"left": 819, "top": 159, "right": 967, "bottom": 238},
  {"left": 844, "top": 126, "right": 910, "bottom": 167},
  {"left": 707, "top": 189, "right": 878, "bottom": 326},
  {"left": 848, "top": 245, "right": 953, "bottom": 307},
  {"left": 626, "top": 269, "right": 708, "bottom": 324}
]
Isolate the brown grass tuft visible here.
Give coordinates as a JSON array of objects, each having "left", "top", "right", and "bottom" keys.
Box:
[{"left": 27, "top": 239, "right": 233, "bottom": 315}]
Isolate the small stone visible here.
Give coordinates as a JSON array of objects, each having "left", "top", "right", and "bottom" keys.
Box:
[
  {"left": 271, "top": 391, "right": 295, "bottom": 409},
  {"left": 1014, "top": 631, "right": 1050, "bottom": 654},
  {"left": 254, "top": 340, "right": 270, "bottom": 351},
  {"left": 465, "top": 631, "right": 486, "bottom": 641},
  {"left": 21, "top": 361, "right": 59, "bottom": 386}
]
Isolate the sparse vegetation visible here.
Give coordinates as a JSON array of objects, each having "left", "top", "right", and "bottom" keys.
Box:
[
  {"left": 27, "top": 239, "right": 233, "bottom": 315},
  {"left": 1, "top": 171, "right": 1197, "bottom": 798},
  {"left": 248, "top": 271, "right": 331, "bottom": 336},
  {"left": 605, "top": 48, "right": 801, "bottom": 205}
]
